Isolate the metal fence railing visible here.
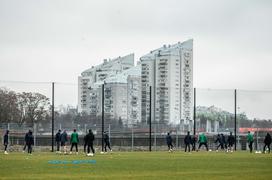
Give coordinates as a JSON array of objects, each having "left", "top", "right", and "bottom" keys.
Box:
[
  {"left": 0, "top": 122, "right": 270, "bottom": 152},
  {"left": 1, "top": 81, "right": 272, "bottom": 152}
]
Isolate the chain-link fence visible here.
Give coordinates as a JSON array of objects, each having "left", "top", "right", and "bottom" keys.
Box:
[{"left": 1, "top": 81, "right": 272, "bottom": 152}]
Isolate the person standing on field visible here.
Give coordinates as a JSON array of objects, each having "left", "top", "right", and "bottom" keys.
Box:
[
  {"left": 103, "top": 131, "right": 112, "bottom": 153},
  {"left": 26, "top": 130, "right": 34, "bottom": 154},
  {"left": 23, "top": 130, "right": 30, "bottom": 153},
  {"left": 55, "top": 129, "right": 61, "bottom": 153},
  {"left": 263, "top": 132, "right": 271, "bottom": 153},
  {"left": 247, "top": 131, "right": 254, "bottom": 153},
  {"left": 60, "top": 130, "right": 68, "bottom": 154},
  {"left": 70, "top": 129, "right": 79, "bottom": 154},
  {"left": 215, "top": 134, "right": 223, "bottom": 151},
  {"left": 191, "top": 135, "right": 197, "bottom": 151},
  {"left": 3, "top": 130, "right": 9, "bottom": 154},
  {"left": 166, "top": 132, "right": 173, "bottom": 152},
  {"left": 197, "top": 133, "right": 208, "bottom": 151},
  {"left": 85, "top": 129, "right": 95, "bottom": 156},
  {"left": 221, "top": 134, "right": 227, "bottom": 150},
  {"left": 227, "top": 132, "right": 235, "bottom": 152},
  {"left": 184, "top": 131, "right": 192, "bottom": 152}
]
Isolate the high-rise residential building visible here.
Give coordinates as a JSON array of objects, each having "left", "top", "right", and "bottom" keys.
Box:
[
  {"left": 140, "top": 39, "right": 193, "bottom": 129},
  {"left": 87, "top": 65, "right": 141, "bottom": 126},
  {"left": 127, "top": 66, "right": 142, "bottom": 125},
  {"left": 78, "top": 54, "right": 134, "bottom": 114}
]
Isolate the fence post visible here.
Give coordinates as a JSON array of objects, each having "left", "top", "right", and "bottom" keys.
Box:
[
  {"left": 154, "top": 124, "right": 157, "bottom": 151},
  {"left": 176, "top": 128, "right": 178, "bottom": 149},
  {"left": 256, "top": 128, "right": 259, "bottom": 151},
  {"left": 132, "top": 125, "right": 134, "bottom": 151},
  {"left": 149, "top": 86, "right": 152, "bottom": 152},
  {"left": 51, "top": 82, "right": 55, "bottom": 152},
  {"left": 193, "top": 88, "right": 196, "bottom": 136},
  {"left": 234, "top": 89, "right": 237, "bottom": 151},
  {"left": 34, "top": 123, "right": 37, "bottom": 148},
  {"left": 101, "top": 84, "right": 104, "bottom": 152},
  {"left": 7, "top": 123, "right": 10, "bottom": 148},
  {"left": 108, "top": 124, "right": 111, "bottom": 140}
]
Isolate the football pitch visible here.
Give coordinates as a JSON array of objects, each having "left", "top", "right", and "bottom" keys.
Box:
[{"left": 0, "top": 151, "right": 271, "bottom": 180}]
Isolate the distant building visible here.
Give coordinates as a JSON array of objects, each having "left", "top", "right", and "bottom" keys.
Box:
[
  {"left": 78, "top": 54, "right": 134, "bottom": 113},
  {"left": 127, "top": 68, "right": 142, "bottom": 125},
  {"left": 90, "top": 66, "right": 141, "bottom": 126},
  {"left": 140, "top": 39, "right": 193, "bottom": 129},
  {"left": 78, "top": 39, "right": 193, "bottom": 129}
]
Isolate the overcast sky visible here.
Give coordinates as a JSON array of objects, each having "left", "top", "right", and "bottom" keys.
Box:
[{"left": 0, "top": 0, "right": 272, "bottom": 118}]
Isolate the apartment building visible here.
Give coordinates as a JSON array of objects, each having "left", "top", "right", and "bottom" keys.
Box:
[
  {"left": 140, "top": 39, "right": 193, "bottom": 129},
  {"left": 93, "top": 65, "right": 141, "bottom": 126},
  {"left": 78, "top": 54, "right": 134, "bottom": 113}
]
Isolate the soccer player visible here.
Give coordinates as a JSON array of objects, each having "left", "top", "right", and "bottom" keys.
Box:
[
  {"left": 70, "top": 129, "right": 79, "bottom": 154},
  {"left": 3, "top": 130, "right": 9, "bottom": 154},
  {"left": 263, "top": 133, "right": 271, "bottom": 153},
  {"left": 23, "top": 130, "right": 30, "bottom": 153},
  {"left": 85, "top": 129, "right": 95, "bottom": 156},
  {"left": 221, "top": 134, "right": 227, "bottom": 150},
  {"left": 227, "top": 132, "right": 235, "bottom": 152},
  {"left": 215, "top": 134, "right": 223, "bottom": 151},
  {"left": 55, "top": 129, "right": 61, "bottom": 153},
  {"left": 26, "top": 130, "right": 34, "bottom": 154},
  {"left": 166, "top": 132, "right": 173, "bottom": 152},
  {"left": 103, "top": 131, "right": 112, "bottom": 153},
  {"left": 247, "top": 131, "right": 254, "bottom": 153},
  {"left": 184, "top": 131, "right": 192, "bottom": 152},
  {"left": 191, "top": 135, "right": 197, "bottom": 151},
  {"left": 60, "top": 130, "right": 68, "bottom": 154},
  {"left": 197, "top": 133, "right": 208, "bottom": 151}
]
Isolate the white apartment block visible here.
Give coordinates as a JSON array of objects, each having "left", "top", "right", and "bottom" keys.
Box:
[
  {"left": 141, "top": 39, "right": 193, "bottom": 129},
  {"left": 104, "top": 83, "right": 128, "bottom": 122},
  {"left": 127, "top": 68, "right": 142, "bottom": 125},
  {"left": 78, "top": 54, "right": 134, "bottom": 114},
  {"left": 89, "top": 65, "right": 141, "bottom": 126}
]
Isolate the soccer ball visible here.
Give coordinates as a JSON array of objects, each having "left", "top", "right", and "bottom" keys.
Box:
[
  {"left": 100, "top": 151, "right": 104, "bottom": 154},
  {"left": 209, "top": 149, "right": 212, "bottom": 152}
]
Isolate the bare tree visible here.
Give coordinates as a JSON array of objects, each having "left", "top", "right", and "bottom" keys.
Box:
[
  {"left": 0, "top": 88, "right": 18, "bottom": 123},
  {"left": 18, "top": 92, "right": 50, "bottom": 127},
  {"left": 16, "top": 93, "right": 27, "bottom": 126}
]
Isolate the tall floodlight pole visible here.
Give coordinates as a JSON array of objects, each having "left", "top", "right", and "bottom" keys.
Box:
[
  {"left": 149, "top": 86, "right": 152, "bottom": 152},
  {"left": 101, "top": 84, "right": 105, "bottom": 152},
  {"left": 193, "top": 88, "right": 196, "bottom": 136},
  {"left": 234, "top": 89, "right": 237, "bottom": 151},
  {"left": 51, "top": 82, "right": 55, "bottom": 152}
]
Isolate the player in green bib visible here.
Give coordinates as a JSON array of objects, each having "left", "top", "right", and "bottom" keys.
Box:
[
  {"left": 247, "top": 131, "right": 254, "bottom": 153},
  {"left": 197, "top": 133, "right": 208, "bottom": 151},
  {"left": 70, "top": 129, "right": 79, "bottom": 154}
]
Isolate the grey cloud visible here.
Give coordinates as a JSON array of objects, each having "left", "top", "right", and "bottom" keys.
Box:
[{"left": 0, "top": 0, "right": 272, "bottom": 115}]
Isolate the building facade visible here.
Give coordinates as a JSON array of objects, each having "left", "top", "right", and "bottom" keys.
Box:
[
  {"left": 78, "top": 39, "right": 193, "bottom": 129},
  {"left": 141, "top": 39, "right": 193, "bottom": 129},
  {"left": 87, "top": 65, "right": 141, "bottom": 126},
  {"left": 78, "top": 53, "right": 141, "bottom": 126},
  {"left": 78, "top": 54, "right": 134, "bottom": 114},
  {"left": 127, "top": 71, "right": 142, "bottom": 125}
]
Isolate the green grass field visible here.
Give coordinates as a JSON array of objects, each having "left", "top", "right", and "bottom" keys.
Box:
[{"left": 0, "top": 151, "right": 271, "bottom": 180}]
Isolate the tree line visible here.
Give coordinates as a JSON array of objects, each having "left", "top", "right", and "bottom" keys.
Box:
[
  {"left": 1, "top": 87, "right": 271, "bottom": 131},
  {"left": 0, "top": 88, "right": 50, "bottom": 126}
]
